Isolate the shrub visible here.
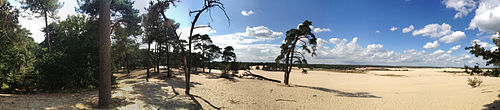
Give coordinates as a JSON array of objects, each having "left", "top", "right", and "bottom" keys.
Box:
[
  {"left": 220, "top": 64, "right": 230, "bottom": 78},
  {"left": 302, "top": 69, "right": 308, "bottom": 74},
  {"left": 255, "top": 66, "right": 260, "bottom": 70},
  {"left": 470, "top": 65, "right": 482, "bottom": 75},
  {"left": 484, "top": 68, "right": 500, "bottom": 77},
  {"left": 467, "top": 77, "right": 483, "bottom": 88}
]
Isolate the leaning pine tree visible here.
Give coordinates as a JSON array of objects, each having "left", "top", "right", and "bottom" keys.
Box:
[
  {"left": 275, "top": 20, "right": 317, "bottom": 85},
  {"left": 466, "top": 31, "right": 500, "bottom": 76}
]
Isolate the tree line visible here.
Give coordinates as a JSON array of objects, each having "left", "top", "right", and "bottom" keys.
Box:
[{"left": 0, "top": 0, "right": 238, "bottom": 107}]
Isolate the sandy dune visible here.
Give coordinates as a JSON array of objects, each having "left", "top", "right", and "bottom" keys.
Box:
[{"left": 1, "top": 68, "right": 499, "bottom": 109}]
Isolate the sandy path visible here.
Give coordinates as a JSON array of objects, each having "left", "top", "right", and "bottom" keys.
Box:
[{"left": 1, "top": 68, "right": 499, "bottom": 109}]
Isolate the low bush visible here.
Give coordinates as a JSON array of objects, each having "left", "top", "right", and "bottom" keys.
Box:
[
  {"left": 467, "top": 77, "right": 483, "bottom": 88},
  {"left": 302, "top": 69, "right": 308, "bottom": 74}
]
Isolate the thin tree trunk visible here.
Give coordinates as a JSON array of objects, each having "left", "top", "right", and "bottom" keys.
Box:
[
  {"left": 98, "top": 0, "right": 111, "bottom": 107},
  {"left": 157, "top": 43, "right": 161, "bottom": 73},
  {"left": 44, "top": 10, "right": 50, "bottom": 53},
  {"left": 185, "top": 7, "right": 208, "bottom": 95},
  {"left": 146, "top": 43, "right": 150, "bottom": 81},
  {"left": 202, "top": 52, "right": 206, "bottom": 73},
  {"left": 166, "top": 42, "right": 171, "bottom": 77},
  {"left": 208, "top": 61, "right": 212, "bottom": 74},
  {"left": 126, "top": 52, "right": 130, "bottom": 74},
  {"left": 153, "top": 43, "right": 157, "bottom": 73}
]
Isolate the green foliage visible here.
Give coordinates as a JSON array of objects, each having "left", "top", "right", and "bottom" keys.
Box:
[
  {"left": 275, "top": 20, "right": 317, "bottom": 66},
  {"left": 220, "top": 64, "right": 230, "bottom": 78},
  {"left": 466, "top": 31, "right": 500, "bottom": 67},
  {"left": 471, "top": 64, "right": 483, "bottom": 75},
  {"left": 274, "top": 20, "right": 317, "bottom": 84},
  {"left": 483, "top": 68, "right": 500, "bottom": 77},
  {"left": 0, "top": 2, "right": 40, "bottom": 93},
  {"left": 37, "top": 15, "right": 115, "bottom": 92},
  {"left": 467, "top": 77, "right": 483, "bottom": 88},
  {"left": 465, "top": 31, "right": 500, "bottom": 78},
  {"left": 222, "top": 46, "right": 235, "bottom": 62},
  {"left": 20, "top": 0, "right": 62, "bottom": 18},
  {"left": 262, "top": 64, "right": 286, "bottom": 71}
]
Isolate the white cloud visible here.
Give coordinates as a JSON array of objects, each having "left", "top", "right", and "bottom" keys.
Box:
[
  {"left": 241, "top": 10, "right": 254, "bottom": 16},
  {"left": 243, "top": 26, "right": 283, "bottom": 39},
  {"left": 402, "top": 25, "right": 414, "bottom": 33},
  {"left": 207, "top": 26, "right": 284, "bottom": 62},
  {"left": 491, "top": 32, "right": 500, "bottom": 39},
  {"left": 313, "top": 28, "right": 331, "bottom": 33},
  {"left": 451, "top": 45, "right": 462, "bottom": 51},
  {"left": 299, "top": 25, "right": 331, "bottom": 33},
  {"left": 431, "top": 49, "right": 445, "bottom": 55},
  {"left": 471, "top": 39, "right": 498, "bottom": 50},
  {"left": 443, "top": 0, "right": 477, "bottom": 18},
  {"left": 423, "top": 41, "right": 440, "bottom": 49},
  {"left": 132, "top": 0, "right": 149, "bottom": 15},
  {"left": 210, "top": 26, "right": 282, "bottom": 48},
  {"left": 447, "top": 45, "right": 462, "bottom": 53},
  {"left": 467, "top": 0, "right": 500, "bottom": 32},
  {"left": 390, "top": 27, "right": 398, "bottom": 31},
  {"left": 329, "top": 38, "right": 346, "bottom": 44},
  {"left": 308, "top": 37, "right": 486, "bottom": 67},
  {"left": 375, "top": 30, "right": 380, "bottom": 33},
  {"left": 413, "top": 23, "right": 452, "bottom": 38},
  {"left": 439, "top": 31, "right": 466, "bottom": 43}
]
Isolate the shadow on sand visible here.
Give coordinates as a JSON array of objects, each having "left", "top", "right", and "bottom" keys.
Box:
[
  {"left": 294, "top": 85, "right": 382, "bottom": 98},
  {"left": 245, "top": 70, "right": 381, "bottom": 98},
  {"left": 129, "top": 70, "right": 220, "bottom": 109},
  {"left": 483, "top": 94, "right": 500, "bottom": 110}
]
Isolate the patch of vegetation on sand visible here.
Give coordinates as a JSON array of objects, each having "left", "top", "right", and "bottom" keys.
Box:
[
  {"left": 374, "top": 74, "right": 408, "bottom": 77},
  {"left": 325, "top": 69, "right": 366, "bottom": 74},
  {"left": 442, "top": 70, "right": 465, "bottom": 73}
]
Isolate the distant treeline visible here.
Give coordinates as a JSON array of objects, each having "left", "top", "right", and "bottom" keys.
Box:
[{"left": 216, "top": 62, "right": 444, "bottom": 70}]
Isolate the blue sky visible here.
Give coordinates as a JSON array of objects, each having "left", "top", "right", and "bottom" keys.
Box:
[{"left": 9, "top": 0, "right": 500, "bottom": 67}]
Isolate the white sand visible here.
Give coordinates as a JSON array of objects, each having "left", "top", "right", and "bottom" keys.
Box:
[{"left": 1, "top": 68, "right": 499, "bottom": 109}]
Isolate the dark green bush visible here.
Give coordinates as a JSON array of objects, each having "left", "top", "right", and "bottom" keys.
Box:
[{"left": 36, "top": 16, "right": 116, "bottom": 92}]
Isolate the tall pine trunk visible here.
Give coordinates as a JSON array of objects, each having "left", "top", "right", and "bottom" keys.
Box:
[
  {"left": 44, "top": 10, "right": 50, "bottom": 53},
  {"left": 98, "top": 0, "right": 112, "bottom": 107}
]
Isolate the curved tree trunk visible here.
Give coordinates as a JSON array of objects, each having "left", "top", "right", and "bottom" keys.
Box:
[
  {"left": 283, "top": 39, "right": 299, "bottom": 85},
  {"left": 98, "top": 0, "right": 111, "bottom": 107}
]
